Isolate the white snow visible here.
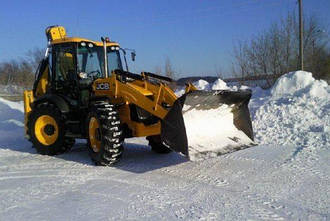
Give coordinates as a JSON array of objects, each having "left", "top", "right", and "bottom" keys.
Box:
[
  {"left": 192, "top": 79, "right": 210, "bottom": 90},
  {"left": 183, "top": 104, "right": 254, "bottom": 161},
  {"left": 271, "top": 71, "right": 330, "bottom": 99},
  {"left": 0, "top": 71, "right": 329, "bottom": 220},
  {"left": 211, "top": 78, "right": 230, "bottom": 90},
  {"left": 0, "top": 97, "right": 24, "bottom": 112},
  {"left": 253, "top": 71, "right": 330, "bottom": 148}
]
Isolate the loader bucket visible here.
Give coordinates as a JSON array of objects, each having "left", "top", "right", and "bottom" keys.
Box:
[{"left": 161, "top": 89, "right": 255, "bottom": 161}]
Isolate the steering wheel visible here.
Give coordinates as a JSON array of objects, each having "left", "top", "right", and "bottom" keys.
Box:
[{"left": 88, "top": 70, "right": 101, "bottom": 79}]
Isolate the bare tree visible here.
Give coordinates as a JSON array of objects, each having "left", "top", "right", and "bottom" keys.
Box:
[
  {"left": 0, "top": 48, "right": 43, "bottom": 88},
  {"left": 164, "top": 57, "right": 175, "bottom": 79},
  {"left": 232, "top": 13, "right": 330, "bottom": 87},
  {"left": 26, "top": 48, "right": 44, "bottom": 71},
  {"left": 214, "top": 64, "right": 225, "bottom": 79},
  {"left": 154, "top": 65, "right": 162, "bottom": 75}
]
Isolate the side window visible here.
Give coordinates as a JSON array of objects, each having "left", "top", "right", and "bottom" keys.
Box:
[{"left": 54, "top": 46, "right": 75, "bottom": 83}]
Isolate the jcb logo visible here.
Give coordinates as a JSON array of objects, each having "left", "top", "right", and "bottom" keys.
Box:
[{"left": 96, "top": 83, "right": 110, "bottom": 90}]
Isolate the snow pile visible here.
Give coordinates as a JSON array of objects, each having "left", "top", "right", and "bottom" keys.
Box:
[
  {"left": 183, "top": 104, "right": 255, "bottom": 161},
  {"left": 192, "top": 79, "right": 210, "bottom": 90},
  {"left": 253, "top": 71, "right": 330, "bottom": 147},
  {"left": 0, "top": 97, "right": 24, "bottom": 112},
  {"left": 271, "top": 71, "right": 329, "bottom": 98},
  {"left": 0, "top": 97, "right": 26, "bottom": 147},
  {"left": 211, "top": 79, "right": 230, "bottom": 90},
  {"left": 192, "top": 79, "right": 249, "bottom": 91},
  {"left": 176, "top": 78, "right": 249, "bottom": 96}
]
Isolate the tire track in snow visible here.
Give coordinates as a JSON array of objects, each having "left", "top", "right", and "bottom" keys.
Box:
[
  {"left": 244, "top": 193, "right": 287, "bottom": 221},
  {"left": 159, "top": 166, "right": 230, "bottom": 188},
  {"left": 281, "top": 146, "right": 329, "bottom": 180}
]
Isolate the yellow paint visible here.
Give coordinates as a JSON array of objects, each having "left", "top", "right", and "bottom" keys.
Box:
[
  {"left": 46, "top": 26, "right": 67, "bottom": 41},
  {"left": 126, "top": 82, "right": 153, "bottom": 96},
  {"left": 185, "top": 82, "right": 198, "bottom": 93},
  {"left": 92, "top": 73, "right": 179, "bottom": 137},
  {"left": 131, "top": 121, "right": 161, "bottom": 137},
  {"left": 51, "top": 37, "right": 120, "bottom": 47},
  {"left": 35, "top": 64, "right": 49, "bottom": 97},
  {"left": 89, "top": 117, "right": 101, "bottom": 152},
  {"left": 23, "top": 90, "right": 34, "bottom": 136},
  {"left": 34, "top": 115, "right": 59, "bottom": 146}
]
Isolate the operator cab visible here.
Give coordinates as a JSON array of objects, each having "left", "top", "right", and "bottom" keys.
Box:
[
  {"left": 51, "top": 39, "right": 123, "bottom": 82},
  {"left": 41, "top": 25, "right": 125, "bottom": 106},
  {"left": 33, "top": 26, "right": 136, "bottom": 109}
]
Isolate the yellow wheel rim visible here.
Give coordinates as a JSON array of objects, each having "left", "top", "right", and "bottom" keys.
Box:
[
  {"left": 34, "top": 115, "right": 59, "bottom": 146},
  {"left": 89, "top": 117, "right": 101, "bottom": 152}
]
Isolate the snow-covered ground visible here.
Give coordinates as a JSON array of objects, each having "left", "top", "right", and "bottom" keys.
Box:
[{"left": 0, "top": 71, "right": 329, "bottom": 220}]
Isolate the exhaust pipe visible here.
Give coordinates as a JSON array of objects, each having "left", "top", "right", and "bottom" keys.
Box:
[{"left": 101, "top": 37, "right": 109, "bottom": 78}]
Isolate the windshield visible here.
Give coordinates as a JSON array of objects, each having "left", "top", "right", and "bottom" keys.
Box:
[
  {"left": 77, "top": 43, "right": 123, "bottom": 78},
  {"left": 107, "top": 48, "right": 123, "bottom": 74},
  {"left": 77, "top": 44, "right": 103, "bottom": 78}
]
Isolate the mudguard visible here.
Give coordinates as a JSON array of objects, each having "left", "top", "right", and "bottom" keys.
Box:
[{"left": 32, "top": 94, "right": 70, "bottom": 113}]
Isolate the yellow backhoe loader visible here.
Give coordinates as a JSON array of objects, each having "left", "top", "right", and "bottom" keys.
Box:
[{"left": 24, "top": 26, "right": 254, "bottom": 165}]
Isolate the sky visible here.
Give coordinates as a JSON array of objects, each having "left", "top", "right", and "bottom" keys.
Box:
[{"left": 0, "top": 0, "right": 329, "bottom": 78}]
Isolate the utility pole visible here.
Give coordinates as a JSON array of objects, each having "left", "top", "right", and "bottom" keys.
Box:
[{"left": 298, "top": 0, "right": 304, "bottom": 70}]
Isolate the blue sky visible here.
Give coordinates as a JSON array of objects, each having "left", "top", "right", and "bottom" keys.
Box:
[{"left": 0, "top": 0, "right": 329, "bottom": 77}]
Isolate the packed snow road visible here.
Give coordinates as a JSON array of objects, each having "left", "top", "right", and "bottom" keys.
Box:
[
  {"left": 1, "top": 139, "right": 329, "bottom": 220},
  {"left": 0, "top": 71, "right": 329, "bottom": 220}
]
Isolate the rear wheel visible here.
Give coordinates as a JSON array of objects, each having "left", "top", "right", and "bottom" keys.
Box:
[
  {"left": 87, "top": 101, "right": 123, "bottom": 166},
  {"left": 28, "top": 103, "right": 71, "bottom": 155},
  {"left": 147, "top": 135, "right": 172, "bottom": 154}
]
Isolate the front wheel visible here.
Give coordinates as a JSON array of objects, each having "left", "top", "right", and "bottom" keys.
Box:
[{"left": 87, "top": 101, "right": 124, "bottom": 166}]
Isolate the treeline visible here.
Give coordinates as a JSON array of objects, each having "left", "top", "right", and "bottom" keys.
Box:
[
  {"left": 0, "top": 49, "right": 43, "bottom": 89},
  {"left": 232, "top": 13, "right": 330, "bottom": 87}
]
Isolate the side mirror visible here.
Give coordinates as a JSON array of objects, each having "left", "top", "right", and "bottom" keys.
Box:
[{"left": 131, "top": 51, "right": 136, "bottom": 62}]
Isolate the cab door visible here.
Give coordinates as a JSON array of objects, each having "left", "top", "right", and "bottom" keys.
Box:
[{"left": 51, "top": 43, "right": 79, "bottom": 101}]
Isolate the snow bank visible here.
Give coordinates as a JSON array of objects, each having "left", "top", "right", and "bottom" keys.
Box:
[
  {"left": 0, "top": 97, "right": 24, "bottom": 112},
  {"left": 191, "top": 78, "right": 248, "bottom": 92},
  {"left": 193, "top": 79, "right": 210, "bottom": 90},
  {"left": 0, "top": 97, "right": 27, "bottom": 148},
  {"left": 253, "top": 71, "right": 329, "bottom": 147},
  {"left": 271, "top": 71, "right": 329, "bottom": 99},
  {"left": 211, "top": 79, "right": 230, "bottom": 90},
  {"left": 175, "top": 77, "right": 247, "bottom": 96}
]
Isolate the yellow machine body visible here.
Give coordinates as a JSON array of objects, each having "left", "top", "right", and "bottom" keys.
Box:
[{"left": 92, "top": 73, "right": 183, "bottom": 137}]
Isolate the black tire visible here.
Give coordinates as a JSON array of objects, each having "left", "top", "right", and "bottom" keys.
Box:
[
  {"left": 28, "top": 103, "right": 70, "bottom": 155},
  {"left": 87, "top": 101, "right": 124, "bottom": 166},
  {"left": 147, "top": 135, "right": 172, "bottom": 154}
]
